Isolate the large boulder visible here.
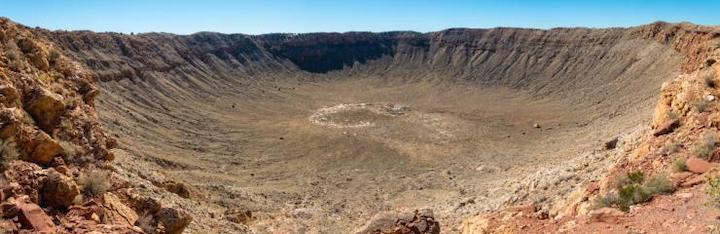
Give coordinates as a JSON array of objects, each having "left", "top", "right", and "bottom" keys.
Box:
[
  {"left": 25, "top": 87, "right": 65, "bottom": 132},
  {"left": 27, "top": 130, "right": 63, "bottom": 165},
  {"left": 40, "top": 169, "right": 80, "bottom": 208},
  {"left": 356, "top": 208, "right": 440, "bottom": 234},
  {"left": 156, "top": 207, "right": 192, "bottom": 234},
  {"left": 100, "top": 193, "right": 138, "bottom": 226}
]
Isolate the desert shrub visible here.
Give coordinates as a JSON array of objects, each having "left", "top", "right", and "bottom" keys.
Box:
[
  {"left": 597, "top": 171, "right": 674, "bottom": 211},
  {"left": 695, "top": 100, "right": 712, "bottom": 113},
  {"left": 667, "top": 111, "right": 680, "bottom": 120},
  {"left": 594, "top": 193, "right": 621, "bottom": 209},
  {"left": 59, "top": 140, "right": 79, "bottom": 157},
  {"left": 644, "top": 174, "right": 674, "bottom": 194},
  {"left": 78, "top": 170, "right": 111, "bottom": 197},
  {"left": 692, "top": 132, "right": 717, "bottom": 160},
  {"left": 707, "top": 176, "right": 720, "bottom": 208},
  {"left": 48, "top": 49, "right": 60, "bottom": 63},
  {"left": 660, "top": 141, "right": 681, "bottom": 156},
  {"left": 0, "top": 138, "right": 19, "bottom": 170},
  {"left": 672, "top": 158, "right": 688, "bottom": 172},
  {"left": 5, "top": 50, "right": 17, "bottom": 61}
]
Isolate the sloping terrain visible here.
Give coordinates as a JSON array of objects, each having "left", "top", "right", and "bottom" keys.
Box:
[
  {"left": 40, "top": 23, "right": 693, "bottom": 233},
  {"left": 1, "top": 20, "right": 713, "bottom": 233}
]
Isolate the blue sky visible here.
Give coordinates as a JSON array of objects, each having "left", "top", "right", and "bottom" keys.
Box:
[{"left": 1, "top": 0, "right": 718, "bottom": 35}]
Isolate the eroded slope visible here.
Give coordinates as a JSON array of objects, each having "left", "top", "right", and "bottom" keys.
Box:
[{"left": 38, "top": 22, "right": 712, "bottom": 233}]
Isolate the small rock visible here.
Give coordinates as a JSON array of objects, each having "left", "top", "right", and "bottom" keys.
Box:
[
  {"left": 707, "top": 95, "right": 717, "bottom": 102},
  {"left": 588, "top": 207, "right": 625, "bottom": 223},
  {"left": 156, "top": 207, "right": 192, "bottom": 234},
  {"left": 670, "top": 172, "right": 694, "bottom": 186},
  {"left": 604, "top": 137, "right": 619, "bottom": 150},
  {"left": 356, "top": 208, "right": 440, "bottom": 234},
  {"left": 652, "top": 119, "right": 680, "bottom": 137},
  {"left": 225, "top": 207, "right": 252, "bottom": 224},
  {"left": 681, "top": 176, "right": 705, "bottom": 188},
  {"left": 533, "top": 123, "right": 541, "bottom": 128},
  {"left": 687, "top": 157, "right": 712, "bottom": 174},
  {"left": 676, "top": 192, "right": 694, "bottom": 202}
]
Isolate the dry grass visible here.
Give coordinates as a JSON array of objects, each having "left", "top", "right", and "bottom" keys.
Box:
[
  {"left": 0, "top": 138, "right": 19, "bottom": 170},
  {"left": 692, "top": 132, "right": 717, "bottom": 160},
  {"left": 672, "top": 158, "right": 688, "bottom": 172},
  {"left": 78, "top": 170, "right": 111, "bottom": 197}
]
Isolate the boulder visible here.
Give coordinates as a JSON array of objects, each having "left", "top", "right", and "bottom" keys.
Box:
[
  {"left": 16, "top": 202, "right": 56, "bottom": 232},
  {"left": 686, "top": 157, "right": 712, "bottom": 174},
  {"left": 162, "top": 180, "right": 193, "bottom": 199},
  {"left": 40, "top": 169, "right": 80, "bottom": 208},
  {"left": 156, "top": 207, "right": 192, "bottom": 234},
  {"left": 355, "top": 208, "right": 440, "bottom": 234},
  {"left": 28, "top": 130, "right": 63, "bottom": 164},
  {"left": 100, "top": 193, "right": 138, "bottom": 226},
  {"left": 652, "top": 119, "right": 680, "bottom": 136},
  {"left": 225, "top": 207, "right": 252, "bottom": 224},
  {"left": 25, "top": 87, "right": 65, "bottom": 132}
]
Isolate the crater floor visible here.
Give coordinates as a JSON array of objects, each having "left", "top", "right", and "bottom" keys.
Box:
[{"left": 95, "top": 77, "right": 657, "bottom": 233}]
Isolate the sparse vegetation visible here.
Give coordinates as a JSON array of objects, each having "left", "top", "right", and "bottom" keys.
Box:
[
  {"left": 707, "top": 176, "right": 720, "bottom": 208},
  {"left": 667, "top": 111, "right": 680, "bottom": 120},
  {"left": 660, "top": 141, "right": 681, "bottom": 156},
  {"left": 0, "top": 138, "right": 19, "bottom": 170},
  {"left": 692, "top": 131, "right": 717, "bottom": 160},
  {"left": 59, "top": 140, "right": 79, "bottom": 157},
  {"left": 672, "top": 158, "right": 688, "bottom": 172},
  {"left": 78, "top": 169, "right": 111, "bottom": 197},
  {"left": 48, "top": 49, "right": 60, "bottom": 63},
  {"left": 694, "top": 99, "right": 712, "bottom": 113},
  {"left": 595, "top": 171, "right": 674, "bottom": 211}
]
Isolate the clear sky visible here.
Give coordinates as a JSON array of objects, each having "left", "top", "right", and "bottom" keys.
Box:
[{"left": 1, "top": 0, "right": 718, "bottom": 35}]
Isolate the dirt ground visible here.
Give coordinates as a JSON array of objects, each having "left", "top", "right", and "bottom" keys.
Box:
[{"left": 93, "top": 76, "right": 663, "bottom": 233}]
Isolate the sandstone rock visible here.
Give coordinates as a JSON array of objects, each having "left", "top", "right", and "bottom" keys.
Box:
[
  {"left": 225, "top": 207, "right": 252, "bottom": 224},
  {"left": 588, "top": 207, "right": 625, "bottom": 223},
  {"left": 681, "top": 176, "right": 705, "bottom": 188},
  {"left": 459, "top": 215, "right": 490, "bottom": 234},
  {"left": 686, "top": 157, "right": 712, "bottom": 174},
  {"left": 356, "top": 208, "right": 440, "bottom": 234},
  {"left": 16, "top": 202, "right": 55, "bottom": 232},
  {"left": 652, "top": 119, "right": 680, "bottom": 136},
  {"left": 25, "top": 87, "right": 65, "bottom": 132},
  {"left": 156, "top": 207, "right": 192, "bottom": 234},
  {"left": 40, "top": 169, "right": 80, "bottom": 208},
  {"left": 0, "top": 85, "right": 20, "bottom": 107},
  {"left": 669, "top": 171, "right": 694, "bottom": 186},
  {"left": 101, "top": 193, "right": 138, "bottom": 226},
  {"left": 27, "top": 130, "right": 63, "bottom": 164}
]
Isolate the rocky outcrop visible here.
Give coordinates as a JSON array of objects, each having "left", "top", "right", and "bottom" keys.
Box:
[{"left": 355, "top": 209, "right": 440, "bottom": 234}]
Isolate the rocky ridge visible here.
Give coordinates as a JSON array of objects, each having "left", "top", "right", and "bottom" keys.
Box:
[{"left": 0, "top": 18, "right": 193, "bottom": 233}]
